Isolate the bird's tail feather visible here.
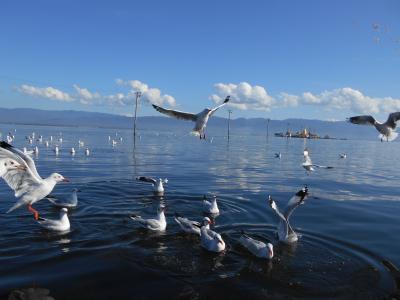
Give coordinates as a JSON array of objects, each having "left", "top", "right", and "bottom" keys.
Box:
[{"left": 6, "top": 199, "right": 26, "bottom": 213}]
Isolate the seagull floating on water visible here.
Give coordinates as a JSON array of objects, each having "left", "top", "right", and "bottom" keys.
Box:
[
  {"left": 47, "top": 188, "right": 80, "bottom": 208},
  {"left": 85, "top": 147, "right": 90, "bottom": 156},
  {"left": 54, "top": 146, "right": 59, "bottom": 155},
  {"left": 200, "top": 218, "right": 225, "bottom": 253},
  {"left": 275, "top": 152, "right": 282, "bottom": 159},
  {"left": 130, "top": 207, "right": 167, "bottom": 231},
  {"left": 348, "top": 112, "right": 400, "bottom": 142},
  {"left": 152, "top": 96, "right": 230, "bottom": 139},
  {"left": 37, "top": 208, "right": 70, "bottom": 232},
  {"left": 0, "top": 141, "right": 69, "bottom": 220},
  {"left": 239, "top": 231, "right": 274, "bottom": 259},
  {"left": 174, "top": 213, "right": 210, "bottom": 235},
  {"left": 203, "top": 195, "right": 219, "bottom": 214},
  {"left": 302, "top": 149, "right": 333, "bottom": 172},
  {"left": 23, "top": 147, "right": 34, "bottom": 156},
  {"left": 339, "top": 153, "right": 347, "bottom": 159},
  {"left": 136, "top": 176, "right": 168, "bottom": 193},
  {"left": 269, "top": 186, "right": 309, "bottom": 244},
  {"left": 70, "top": 147, "right": 75, "bottom": 155}
]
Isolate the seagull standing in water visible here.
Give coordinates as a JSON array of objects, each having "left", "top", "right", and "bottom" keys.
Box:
[
  {"left": 130, "top": 207, "right": 167, "bottom": 231},
  {"left": 239, "top": 231, "right": 274, "bottom": 259},
  {"left": 269, "top": 186, "right": 309, "bottom": 244},
  {"left": 348, "top": 112, "right": 400, "bottom": 142},
  {"left": 0, "top": 141, "right": 69, "bottom": 220},
  {"left": 136, "top": 176, "right": 168, "bottom": 193},
  {"left": 174, "top": 213, "right": 210, "bottom": 235},
  {"left": 36, "top": 208, "right": 70, "bottom": 232},
  {"left": 200, "top": 218, "right": 225, "bottom": 253},
  {"left": 302, "top": 149, "right": 333, "bottom": 172},
  {"left": 152, "top": 96, "right": 230, "bottom": 139},
  {"left": 203, "top": 195, "right": 219, "bottom": 214}
]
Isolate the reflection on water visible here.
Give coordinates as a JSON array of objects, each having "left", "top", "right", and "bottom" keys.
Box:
[{"left": 0, "top": 124, "right": 399, "bottom": 299}]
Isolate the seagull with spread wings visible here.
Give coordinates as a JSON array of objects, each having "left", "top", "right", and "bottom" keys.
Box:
[
  {"left": 0, "top": 141, "right": 69, "bottom": 220},
  {"left": 348, "top": 112, "right": 400, "bottom": 142},
  {"left": 152, "top": 96, "right": 230, "bottom": 139}
]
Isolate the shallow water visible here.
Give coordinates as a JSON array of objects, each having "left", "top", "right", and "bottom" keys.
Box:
[{"left": 0, "top": 124, "right": 399, "bottom": 299}]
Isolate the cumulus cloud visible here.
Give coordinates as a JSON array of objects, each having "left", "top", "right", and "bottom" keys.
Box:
[
  {"left": 18, "top": 84, "right": 73, "bottom": 102},
  {"left": 117, "top": 79, "right": 176, "bottom": 107},
  {"left": 73, "top": 84, "right": 101, "bottom": 104},
  {"left": 210, "top": 82, "right": 275, "bottom": 111}
]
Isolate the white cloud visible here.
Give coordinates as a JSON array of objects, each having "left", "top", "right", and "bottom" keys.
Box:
[
  {"left": 117, "top": 79, "right": 177, "bottom": 107},
  {"left": 210, "top": 82, "right": 275, "bottom": 111},
  {"left": 18, "top": 84, "right": 73, "bottom": 102},
  {"left": 73, "top": 84, "right": 101, "bottom": 104}
]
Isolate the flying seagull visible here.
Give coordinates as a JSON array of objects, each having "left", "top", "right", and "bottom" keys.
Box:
[
  {"left": 269, "top": 186, "right": 309, "bottom": 244},
  {"left": 151, "top": 96, "right": 230, "bottom": 139},
  {"left": 348, "top": 112, "right": 400, "bottom": 142},
  {"left": 0, "top": 141, "right": 69, "bottom": 220}
]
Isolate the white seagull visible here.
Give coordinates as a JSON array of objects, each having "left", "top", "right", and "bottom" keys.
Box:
[
  {"left": 269, "top": 186, "right": 309, "bottom": 244},
  {"left": 174, "top": 213, "right": 210, "bottom": 235},
  {"left": 130, "top": 207, "right": 167, "bottom": 231},
  {"left": 23, "top": 147, "right": 34, "bottom": 156},
  {"left": 0, "top": 141, "right": 69, "bottom": 220},
  {"left": 85, "top": 147, "right": 90, "bottom": 156},
  {"left": 136, "top": 176, "right": 168, "bottom": 193},
  {"left": 302, "top": 149, "right": 333, "bottom": 172},
  {"left": 239, "top": 231, "right": 274, "bottom": 259},
  {"left": 36, "top": 208, "right": 70, "bottom": 232},
  {"left": 54, "top": 146, "right": 59, "bottom": 155},
  {"left": 348, "top": 112, "right": 400, "bottom": 142},
  {"left": 203, "top": 195, "right": 219, "bottom": 214},
  {"left": 339, "top": 153, "right": 347, "bottom": 159},
  {"left": 70, "top": 147, "right": 75, "bottom": 155},
  {"left": 152, "top": 96, "right": 230, "bottom": 139},
  {"left": 200, "top": 218, "right": 225, "bottom": 253},
  {"left": 275, "top": 152, "right": 282, "bottom": 159},
  {"left": 47, "top": 188, "right": 80, "bottom": 208}
]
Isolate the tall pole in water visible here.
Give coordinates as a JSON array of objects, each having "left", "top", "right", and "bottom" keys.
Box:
[
  {"left": 228, "top": 110, "right": 232, "bottom": 141},
  {"left": 133, "top": 91, "right": 142, "bottom": 143},
  {"left": 267, "top": 118, "right": 270, "bottom": 141}
]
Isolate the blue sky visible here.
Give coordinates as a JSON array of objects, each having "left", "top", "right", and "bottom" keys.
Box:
[{"left": 0, "top": 0, "right": 399, "bottom": 120}]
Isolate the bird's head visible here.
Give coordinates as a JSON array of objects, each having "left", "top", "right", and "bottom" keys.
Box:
[
  {"left": 203, "top": 217, "right": 213, "bottom": 226},
  {"left": 1, "top": 159, "right": 26, "bottom": 171},
  {"left": 295, "top": 186, "right": 309, "bottom": 202},
  {"left": 51, "top": 173, "right": 70, "bottom": 183}
]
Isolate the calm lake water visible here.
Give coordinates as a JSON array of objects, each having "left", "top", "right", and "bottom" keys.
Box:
[{"left": 0, "top": 124, "right": 399, "bottom": 299}]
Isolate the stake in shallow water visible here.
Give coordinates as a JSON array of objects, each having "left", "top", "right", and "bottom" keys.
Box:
[{"left": 133, "top": 91, "right": 142, "bottom": 144}]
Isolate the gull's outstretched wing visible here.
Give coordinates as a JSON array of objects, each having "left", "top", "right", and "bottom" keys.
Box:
[
  {"left": 385, "top": 112, "right": 400, "bottom": 129},
  {"left": 136, "top": 176, "right": 157, "bottom": 184},
  {"left": 269, "top": 197, "right": 289, "bottom": 238},
  {"left": 210, "top": 96, "right": 230, "bottom": 116},
  {"left": 152, "top": 104, "right": 197, "bottom": 121},
  {"left": 347, "top": 115, "right": 376, "bottom": 126},
  {"left": 0, "top": 141, "right": 42, "bottom": 197}
]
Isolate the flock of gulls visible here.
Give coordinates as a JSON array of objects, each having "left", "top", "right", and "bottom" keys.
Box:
[{"left": 0, "top": 99, "right": 400, "bottom": 259}]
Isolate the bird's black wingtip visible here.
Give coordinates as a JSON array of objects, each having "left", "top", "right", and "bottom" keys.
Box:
[
  {"left": 0, "top": 141, "right": 13, "bottom": 149},
  {"left": 224, "top": 95, "right": 230, "bottom": 103}
]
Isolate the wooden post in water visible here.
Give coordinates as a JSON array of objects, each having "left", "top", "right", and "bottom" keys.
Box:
[
  {"left": 228, "top": 110, "right": 232, "bottom": 141},
  {"left": 133, "top": 91, "right": 142, "bottom": 144},
  {"left": 266, "top": 118, "right": 270, "bottom": 141}
]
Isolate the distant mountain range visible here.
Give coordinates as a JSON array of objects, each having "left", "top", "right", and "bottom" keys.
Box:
[{"left": 0, "top": 107, "right": 380, "bottom": 140}]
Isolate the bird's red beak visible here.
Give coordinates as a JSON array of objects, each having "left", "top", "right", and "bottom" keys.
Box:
[
  {"left": 62, "top": 178, "right": 70, "bottom": 182},
  {"left": 16, "top": 165, "right": 27, "bottom": 171}
]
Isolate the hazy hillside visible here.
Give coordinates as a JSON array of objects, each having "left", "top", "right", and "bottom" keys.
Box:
[{"left": 0, "top": 107, "right": 379, "bottom": 140}]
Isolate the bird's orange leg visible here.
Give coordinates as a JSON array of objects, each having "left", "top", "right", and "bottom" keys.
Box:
[{"left": 28, "top": 205, "right": 39, "bottom": 220}]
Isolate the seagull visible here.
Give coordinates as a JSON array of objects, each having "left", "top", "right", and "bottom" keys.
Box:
[
  {"left": 269, "top": 186, "right": 309, "bottom": 244},
  {"left": 239, "top": 231, "right": 274, "bottom": 259},
  {"left": 203, "top": 195, "right": 219, "bottom": 214},
  {"left": 152, "top": 96, "right": 230, "bottom": 139},
  {"left": 348, "top": 112, "right": 400, "bottom": 142},
  {"left": 200, "top": 218, "right": 225, "bottom": 253},
  {"left": 54, "top": 146, "right": 59, "bottom": 155},
  {"left": 85, "top": 147, "right": 90, "bottom": 156},
  {"left": 78, "top": 140, "right": 84, "bottom": 147},
  {"left": 339, "top": 153, "right": 347, "bottom": 159},
  {"left": 44, "top": 141, "right": 49, "bottom": 147},
  {"left": 0, "top": 158, "right": 26, "bottom": 177},
  {"left": 136, "top": 176, "right": 168, "bottom": 193},
  {"left": 174, "top": 213, "right": 210, "bottom": 235},
  {"left": 275, "top": 152, "right": 282, "bottom": 159},
  {"left": 302, "top": 149, "right": 333, "bottom": 172},
  {"left": 0, "top": 141, "right": 69, "bottom": 220},
  {"left": 36, "top": 208, "right": 70, "bottom": 232},
  {"left": 130, "top": 207, "right": 167, "bottom": 231},
  {"left": 47, "top": 188, "right": 80, "bottom": 208},
  {"left": 23, "top": 147, "right": 34, "bottom": 155},
  {"left": 70, "top": 147, "right": 75, "bottom": 155},
  {"left": 33, "top": 146, "right": 39, "bottom": 155},
  {"left": 112, "top": 140, "right": 117, "bottom": 146}
]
